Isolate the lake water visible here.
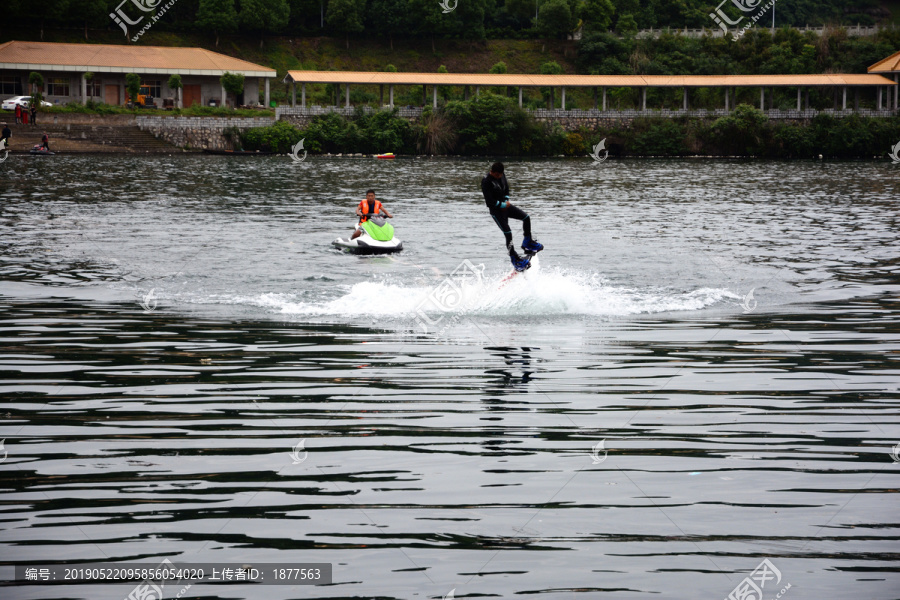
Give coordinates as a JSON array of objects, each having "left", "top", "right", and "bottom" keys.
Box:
[{"left": 1, "top": 155, "right": 899, "bottom": 600}]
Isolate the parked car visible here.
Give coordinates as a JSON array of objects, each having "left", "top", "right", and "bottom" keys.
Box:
[{"left": 2, "top": 96, "right": 53, "bottom": 110}]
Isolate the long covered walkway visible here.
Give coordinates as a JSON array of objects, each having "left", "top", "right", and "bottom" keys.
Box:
[{"left": 283, "top": 71, "right": 898, "bottom": 113}]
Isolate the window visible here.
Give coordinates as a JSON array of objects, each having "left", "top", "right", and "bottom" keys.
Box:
[
  {"left": 87, "top": 81, "right": 101, "bottom": 97},
  {"left": 46, "top": 78, "right": 70, "bottom": 96},
  {"left": 0, "top": 76, "right": 23, "bottom": 96},
  {"left": 144, "top": 80, "right": 161, "bottom": 98}
]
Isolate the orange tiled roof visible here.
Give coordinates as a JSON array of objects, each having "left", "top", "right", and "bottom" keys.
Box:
[
  {"left": 0, "top": 41, "right": 275, "bottom": 77},
  {"left": 284, "top": 70, "right": 897, "bottom": 87},
  {"left": 868, "top": 50, "right": 900, "bottom": 73}
]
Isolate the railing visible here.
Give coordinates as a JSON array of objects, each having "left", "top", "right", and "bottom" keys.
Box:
[
  {"left": 569, "top": 23, "right": 895, "bottom": 40},
  {"left": 278, "top": 105, "right": 897, "bottom": 120},
  {"left": 277, "top": 105, "right": 424, "bottom": 118}
]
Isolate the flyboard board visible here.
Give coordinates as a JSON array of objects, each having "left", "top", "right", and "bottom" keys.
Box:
[{"left": 498, "top": 250, "right": 540, "bottom": 289}]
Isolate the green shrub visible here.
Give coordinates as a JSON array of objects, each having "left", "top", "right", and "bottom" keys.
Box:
[
  {"left": 562, "top": 132, "right": 587, "bottom": 156},
  {"left": 631, "top": 120, "right": 686, "bottom": 156},
  {"left": 443, "top": 94, "right": 532, "bottom": 154},
  {"left": 241, "top": 120, "right": 302, "bottom": 153},
  {"left": 709, "top": 104, "right": 769, "bottom": 156}
]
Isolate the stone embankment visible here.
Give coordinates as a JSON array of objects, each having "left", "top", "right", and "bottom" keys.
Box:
[
  {"left": 134, "top": 116, "right": 275, "bottom": 151},
  {"left": 1, "top": 113, "right": 176, "bottom": 154},
  {"left": 0, "top": 113, "right": 278, "bottom": 154}
]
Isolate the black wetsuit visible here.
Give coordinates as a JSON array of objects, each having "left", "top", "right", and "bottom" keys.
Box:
[{"left": 481, "top": 172, "right": 531, "bottom": 257}]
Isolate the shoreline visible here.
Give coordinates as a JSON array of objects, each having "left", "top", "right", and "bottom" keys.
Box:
[{"left": 2, "top": 150, "right": 893, "bottom": 160}]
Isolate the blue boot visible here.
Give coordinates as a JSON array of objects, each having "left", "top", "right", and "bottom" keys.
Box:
[
  {"left": 511, "top": 254, "right": 531, "bottom": 272},
  {"left": 521, "top": 236, "right": 543, "bottom": 254}
]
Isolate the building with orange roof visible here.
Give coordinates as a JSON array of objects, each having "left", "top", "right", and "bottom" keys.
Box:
[{"left": 0, "top": 41, "right": 276, "bottom": 108}]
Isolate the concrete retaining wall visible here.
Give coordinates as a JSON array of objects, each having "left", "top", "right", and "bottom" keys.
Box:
[
  {"left": 135, "top": 116, "right": 276, "bottom": 150},
  {"left": 275, "top": 105, "right": 898, "bottom": 133}
]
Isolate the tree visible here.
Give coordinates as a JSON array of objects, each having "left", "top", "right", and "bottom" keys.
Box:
[
  {"left": 125, "top": 73, "right": 141, "bottom": 106},
  {"left": 66, "top": 0, "right": 106, "bottom": 40},
  {"left": 32, "top": 0, "right": 69, "bottom": 41},
  {"left": 29, "top": 72, "right": 44, "bottom": 109},
  {"left": 710, "top": 104, "right": 768, "bottom": 155},
  {"left": 539, "top": 61, "right": 562, "bottom": 107},
  {"left": 540, "top": 61, "right": 563, "bottom": 74},
  {"left": 438, "top": 65, "right": 451, "bottom": 99},
  {"left": 537, "top": 0, "right": 573, "bottom": 40},
  {"left": 491, "top": 62, "right": 510, "bottom": 97},
  {"left": 197, "top": 0, "right": 238, "bottom": 47},
  {"left": 506, "top": 0, "right": 541, "bottom": 24},
  {"left": 220, "top": 72, "right": 245, "bottom": 108},
  {"left": 168, "top": 74, "right": 183, "bottom": 108},
  {"left": 407, "top": 0, "right": 449, "bottom": 51},
  {"left": 327, "top": 0, "right": 365, "bottom": 49},
  {"left": 576, "top": 30, "right": 628, "bottom": 73},
  {"left": 616, "top": 13, "right": 638, "bottom": 37},
  {"left": 83, "top": 71, "right": 94, "bottom": 101},
  {"left": 578, "top": 0, "right": 614, "bottom": 33},
  {"left": 367, "top": 0, "right": 409, "bottom": 50},
  {"left": 443, "top": 94, "right": 529, "bottom": 154},
  {"left": 285, "top": 0, "right": 325, "bottom": 33},
  {"left": 239, "top": 0, "right": 289, "bottom": 47}
]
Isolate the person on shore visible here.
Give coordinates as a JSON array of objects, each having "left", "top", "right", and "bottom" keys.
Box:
[
  {"left": 40, "top": 132, "right": 50, "bottom": 152},
  {"left": 1, "top": 123, "right": 10, "bottom": 155},
  {"left": 352, "top": 189, "right": 393, "bottom": 240},
  {"left": 481, "top": 162, "right": 542, "bottom": 271},
  {"left": 14, "top": 104, "right": 21, "bottom": 124},
  {"left": 30, "top": 104, "right": 37, "bottom": 126},
  {"left": 21, "top": 105, "right": 28, "bottom": 125}
]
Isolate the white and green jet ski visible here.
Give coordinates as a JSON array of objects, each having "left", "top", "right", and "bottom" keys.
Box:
[{"left": 332, "top": 216, "right": 403, "bottom": 254}]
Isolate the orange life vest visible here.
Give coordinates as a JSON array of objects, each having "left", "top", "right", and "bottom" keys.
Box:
[{"left": 359, "top": 199, "right": 382, "bottom": 222}]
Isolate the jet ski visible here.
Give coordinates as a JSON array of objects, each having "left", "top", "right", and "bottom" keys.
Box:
[
  {"left": 332, "top": 217, "right": 403, "bottom": 254},
  {"left": 30, "top": 144, "right": 54, "bottom": 155}
]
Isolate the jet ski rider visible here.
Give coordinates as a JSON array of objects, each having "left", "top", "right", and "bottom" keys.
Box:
[{"left": 351, "top": 189, "right": 393, "bottom": 240}]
